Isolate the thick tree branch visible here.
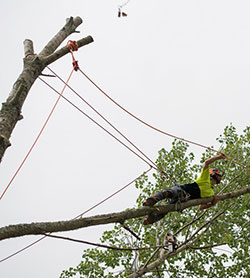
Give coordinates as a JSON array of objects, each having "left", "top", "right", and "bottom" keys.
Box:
[
  {"left": 44, "top": 36, "right": 94, "bottom": 66},
  {"left": 39, "top": 16, "right": 83, "bottom": 57},
  {"left": 0, "top": 185, "right": 249, "bottom": 241}
]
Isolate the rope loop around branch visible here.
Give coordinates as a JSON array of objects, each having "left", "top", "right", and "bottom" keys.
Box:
[
  {"left": 67, "top": 40, "right": 79, "bottom": 71},
  {"left": 67, "top": 40, "right": 78, "bottom": 52}
]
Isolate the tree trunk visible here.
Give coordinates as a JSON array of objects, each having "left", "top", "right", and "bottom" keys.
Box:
[{"left": 0, "top": 16, "right": 93, "bottom": 162}]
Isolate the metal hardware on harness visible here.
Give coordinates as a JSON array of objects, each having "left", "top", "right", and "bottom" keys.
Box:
[{"left": 169, "top": 182, "right": 190, "bottom": 212}]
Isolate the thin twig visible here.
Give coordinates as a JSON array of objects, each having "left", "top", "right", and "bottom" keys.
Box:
[
  {"left": 182, "top": 210, "right": 225, "bottom": 246},
  {"left": 44, "top": 233, "right": 167, "bottom": 251},
  {"left": 121, "top": 223, "right": 141, "bottom": 241},
  {"left": 189, "top": 243, "right": 227, "bottom": 250}
]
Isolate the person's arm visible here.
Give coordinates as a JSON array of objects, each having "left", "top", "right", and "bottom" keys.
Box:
[
  {"left": 198, "top": 153, "right": 227, "bottom": 210},
  {"left": 203, "top": 153, "right": 228, "bottom": 169},
  {"left": 199, "top": 195, "right": 219, "bottom": 210}
]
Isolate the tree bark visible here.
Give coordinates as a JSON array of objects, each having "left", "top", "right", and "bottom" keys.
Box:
[
  {"left": 0, "top": 185, "right": 249, "bottom": 241},
  {"left": 0, "top": 16, "right": 94, "bottom": 162}
]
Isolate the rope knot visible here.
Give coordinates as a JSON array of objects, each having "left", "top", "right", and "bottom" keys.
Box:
[
  {"left": 72, "top": 60, "right": 79, "bottom": 71},
  {"left": 67, "top": 40, "right": 78, "bottom": 52},
  {"left": 67, "top": 40, "right": 79, "bottom": 71}
]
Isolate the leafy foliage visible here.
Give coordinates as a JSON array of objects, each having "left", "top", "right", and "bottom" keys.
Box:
[{"left": 60, "top": 124, "right": 250, "bottom": 278}]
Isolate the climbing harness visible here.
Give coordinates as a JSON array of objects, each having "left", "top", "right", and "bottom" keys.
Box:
[
  {"left": 168, "top": 182, "right": 190, "bottom": 212},
  {"left": 143, "top": 181, "right": 190, "bottom": 225}
]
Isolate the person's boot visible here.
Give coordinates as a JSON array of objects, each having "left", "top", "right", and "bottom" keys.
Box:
[
  {"left": 143, "top": 212, "right": 165, "bottom": 225},
  {"left": 143, "top": 190, "right": 168, "bottom": 207},
  {"left": 143, "top": 196, "right": 157, "bottom": 206}
]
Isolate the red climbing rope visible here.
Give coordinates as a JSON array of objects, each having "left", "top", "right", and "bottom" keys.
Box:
[{"left": 77, "top": 68, "right": 250, "bottom": 172}]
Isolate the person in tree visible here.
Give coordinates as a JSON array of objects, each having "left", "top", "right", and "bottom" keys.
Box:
[{"left": 143, "top": 153, "right": 228, "bottom": 225}]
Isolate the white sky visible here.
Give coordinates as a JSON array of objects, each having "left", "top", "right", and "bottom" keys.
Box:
[{"left": 0, "top": 1, "right": 249, "bottom": 277}]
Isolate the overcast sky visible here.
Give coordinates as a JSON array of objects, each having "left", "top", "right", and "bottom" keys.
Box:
[{"left": 0, "top": 1, "right": 250, "bottom": 277}]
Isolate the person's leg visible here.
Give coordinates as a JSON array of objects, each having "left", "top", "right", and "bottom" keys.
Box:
[
  {"left": 143, "top": 190, "right": 169, "bottom": 206},
  {"left": 143, "top": 212, "right": 165, "bottom": 225},
  {"left": 143, "top": 188, "right": 176, "bottom": 225}
]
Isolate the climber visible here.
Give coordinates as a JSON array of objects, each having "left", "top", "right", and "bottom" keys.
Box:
[{"left": 143, "top": 153, "right": 228, "bottom": 225}]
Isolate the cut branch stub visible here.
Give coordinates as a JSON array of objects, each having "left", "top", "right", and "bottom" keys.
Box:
[
  {"left": 23, "top": 39, "right": 34, "bottom": 57},
  {"left": 39, "top": 16, "right": 83, "bottom": 57}
]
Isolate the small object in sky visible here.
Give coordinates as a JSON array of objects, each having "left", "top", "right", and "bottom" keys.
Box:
[{"left": 118, "top": 8, "right": 128, "bottom": 17}]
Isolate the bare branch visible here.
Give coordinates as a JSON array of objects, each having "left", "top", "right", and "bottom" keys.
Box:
[
  {"left": 39, "top": 16, "right": 83, "bottom": 57},
  {"left": 44, "top": 36, "right": 94, "bottom": 66},
  {"left": 23, "top": 39, "right": 34, "bottom": 57},
  {"left": 0, "top": 185, "right": 249, "bottom": 241}
]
